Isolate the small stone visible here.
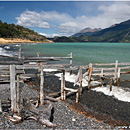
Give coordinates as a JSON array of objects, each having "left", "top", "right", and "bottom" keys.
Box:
[
  {"left": 72, "top": 117, "right": 76, "bottom": 122},
  {"left": 43, "top": 125, "right": 46, "bottom": 128}
]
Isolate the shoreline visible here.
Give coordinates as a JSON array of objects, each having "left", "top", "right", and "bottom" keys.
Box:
[{"left": 0, "top": 38, "right": 53, "bottom": 44}]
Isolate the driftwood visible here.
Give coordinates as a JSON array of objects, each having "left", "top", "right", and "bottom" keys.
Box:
[{"left": 7, "top": 99, "right": 56, "bottom": 127}]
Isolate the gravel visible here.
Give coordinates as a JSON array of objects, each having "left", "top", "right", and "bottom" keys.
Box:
[{"left": 0, "top": 81, "right": 118, "bottom": 129}]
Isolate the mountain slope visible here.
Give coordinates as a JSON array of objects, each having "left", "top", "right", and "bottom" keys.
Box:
[
  {"left": 73, "top": 27, "right": 102, "bottom": 37},
  {"left": 72, "top": 19, "right": 130, "bottom": 43}
]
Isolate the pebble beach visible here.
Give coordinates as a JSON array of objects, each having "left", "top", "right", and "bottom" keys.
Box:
[{"left": 0, "top": 70, "right": 129, "bottom": 129}]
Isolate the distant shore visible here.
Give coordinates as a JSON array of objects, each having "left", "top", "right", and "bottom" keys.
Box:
[{"left": 0, "top": 38, "right": 53, "bottom": 44}]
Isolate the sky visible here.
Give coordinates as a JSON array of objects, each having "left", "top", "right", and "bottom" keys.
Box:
[{"left": 0, "top": 1, "right": 130, "bottom": 37}]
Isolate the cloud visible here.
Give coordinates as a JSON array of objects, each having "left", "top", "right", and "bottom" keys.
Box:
[
  {"left": 16, "top": 2, "right": 130, "bottom": 36},
  {"left": 16, "top": 10, "right": 50, "bottom": 28},
  {"left": 58, "top": 2, "right": 130, "bottom": 34},
  {"left": 16, "top": 9, "right": 73, "bottom": 28},
  {"left": 39, "top": 33, "right": 60, "bottom": 38}
]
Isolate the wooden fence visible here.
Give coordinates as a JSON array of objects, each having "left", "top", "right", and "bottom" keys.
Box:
[
  {"left": 0, "top": 49, "right": 130, "bottom": 114},
  {"left": 87, "top": 60, "right": 130, "bottom": 91},
  {"left": 0, "top": 50, "right": 74, "bottom": 113}
]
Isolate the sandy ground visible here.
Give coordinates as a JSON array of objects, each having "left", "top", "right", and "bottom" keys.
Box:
[{"left": 0, "top": 38, "right": 53, "bottom": 44}]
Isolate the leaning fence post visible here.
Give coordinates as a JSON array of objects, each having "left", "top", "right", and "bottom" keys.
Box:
[
  {"left": 18, "top": 48, "right": 21, "bottom": 59},
  {"left": 110, "top": 78, "right": 112, "bottom": 92},
  {"left": 70, "top": 52, "right": 72, "bottom": 75},
  {"left": 10, "top": 65, "right": 17, "bottom": 113},
  {"left": 114, "top": 60, "right": 118, "bottom": 85},
  {"left": 61, "top": 70, "right": 65, "bottom": 101},
  {"left": 117, "top": 68, "right": 121, "bottom": 87},
  {"left": 100, "top": 69, "right": 103, "bottom": 87},
  {"left": 79, "top": 66, "right": 82, "bottom": 95},
  {"left": 0, "top": 100, "right": 2, "bottom": 113},
  {"left": 40, "top": 64, "right": 44, "bottom": 105},
  {"left": 76, "top": 92, "right": 79, "bottom": 103},
  {"left": 88, "top": 63, "right": 92, "bottom": 89},
  {"left": 37, "top": 52, "right": 40, "bottom": 57},
  {"left": 16, "top": 75, "right": 20, "bottom": 112}
]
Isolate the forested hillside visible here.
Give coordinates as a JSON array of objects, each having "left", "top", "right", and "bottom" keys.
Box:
[{"left": 0, "top": 20, "right": 48, "bottom": 42}]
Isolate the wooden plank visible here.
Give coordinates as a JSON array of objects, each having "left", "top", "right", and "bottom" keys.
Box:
[
  {"left": 117, "top": 68, "right": 120, "bottom": 87},
  {"left": 0, "top": 100, "right": 2, "bottom": 113},
  {"left": 61, "top": 70, "right": 65, "bottom": 101},
  {"left": 48, "top": 92, "right": 61, "bottom": 97},
  {"left": 79, "top": 66, "right": 82, "bottom": 95},
  {"left": 25, "top": 56, "right": 71, "bottom": 60},
  {"left": 100, "top": 69, "right": 103, "bottom": 86},
  {"left": 110, "top": 78, "right": 112, "bottom": 92},
  {"left": 120, "top": 66, "right": 130, "bottom": 70},
  {"left": 93, "top": 63, "right": 115, "bottom": 66},
  {"left": 16, "top": 75, "right": 20, "bottom": 112},
  {"left": 93, "top": 62, "right": 130, "bottom": 66},
  {"left": 18, "top": 48, "right": 21, "bottom": 59},
  {"left": 118, "top": 62, "right": 130, "bottom": 65},
  {"left": 93, "top": 67, "right": 115, "bottom": 71},
  {"left": 40, "top": 64, "right": 44, "bottom": 105},
  {"left": 0, "top": 61, "right": 23, "bottom": 64},
  {"left": 64, "top": 87, "right": 78, "bottom": 92},
  {"left": 70, "top": 52, "right": 72, "bottom": 75},
  {"left": 92, "top": 73, "right": 115, "bottom": 76},
  {"left": 37, "top": 52, "right": 40, "bottom": 57},
  {"left": 76, "top": 92, "right": 79, "bottom": 103},
  {"left": 10, "top": 65, "right": 17, "bottom": 113},
  {"left": 45, "top": 96, "right": 60, "bottom": 102},
  {"left": 114, "top": 60, "right": 118, "bottom": 84},
  {"left": 0, "top": 65, "right": 9, "bottom": 69},
  {"left": 121, "top": 71, "right": 130, "bottom": 74},
  {"left": 15, "top": 64, "right": 64, "bottom": 70},
  {"left": 88, "top": 63, "right": 92, "bottom": 89}
]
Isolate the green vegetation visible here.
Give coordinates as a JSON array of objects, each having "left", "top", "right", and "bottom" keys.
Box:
[{"left": 0, "top": 20, "right": 48, "bottom": 42}]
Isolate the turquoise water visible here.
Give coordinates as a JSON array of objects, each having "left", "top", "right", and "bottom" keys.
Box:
[{"left": 16, "top": 42, "right": 130, "bottom": 66}]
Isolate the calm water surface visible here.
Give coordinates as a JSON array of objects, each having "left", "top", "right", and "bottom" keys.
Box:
[{"left": 17, "top": 42, "right": 130, "bottom": 66}]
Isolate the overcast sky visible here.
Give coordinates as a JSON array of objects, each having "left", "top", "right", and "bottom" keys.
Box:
[{"left": 0, "top": 1, "right": 130, "bottom": 37}]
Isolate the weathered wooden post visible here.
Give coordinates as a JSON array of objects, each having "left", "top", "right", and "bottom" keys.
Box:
[
  {"left": 114, "top": 60, "right": 118, "bottom": 85},
  {"left": 110, "top": 78, "right": 112, "bottom": 92},
  {"left": 88, "top": 63, "right": 92, "bottom": 89},
  {"left": 40, "top": 64, "right": 44, "bottom": 105},
  {"left": 18, "top": 48, "right": 21, "bottom": 59},
  {"left": 70, "top": 52, "right": 72, "bottom": 75},
  {"left": 0, "top": 100, "right": 2, "bottom": 113},
  {"left": 37, "top": 52, "right": 40, "bottom": 57},
  {"left": 10, "top": 65, "right": 17, "bottom": 113},
  {"left": 61, "top": 70, "right": 65, "bottom": 101},
  {"left": 117, "top": 68, "right": 121, "bottom": 87},
  {"left": 100, "top": 69, "right": 103, "bottom": 87},
  {"left": 16, "top": 75, "right": 20, "bottom": 112},
  {"left": 79, "top": 66, "right": 82, "bottom": 95},
  {"left": 76, "top": 91, "right": 79, "bottom": 103}
]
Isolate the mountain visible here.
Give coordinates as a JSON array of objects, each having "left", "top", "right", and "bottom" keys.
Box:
[
  {"left": 73, "top": 27, "right": 102, "bottom": 37},
  {"left": 0, "top": 20, "right": 51, "bottom": 43},
  {"left": 70, "top": 19, "right": 130, "bottom": 43}
]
